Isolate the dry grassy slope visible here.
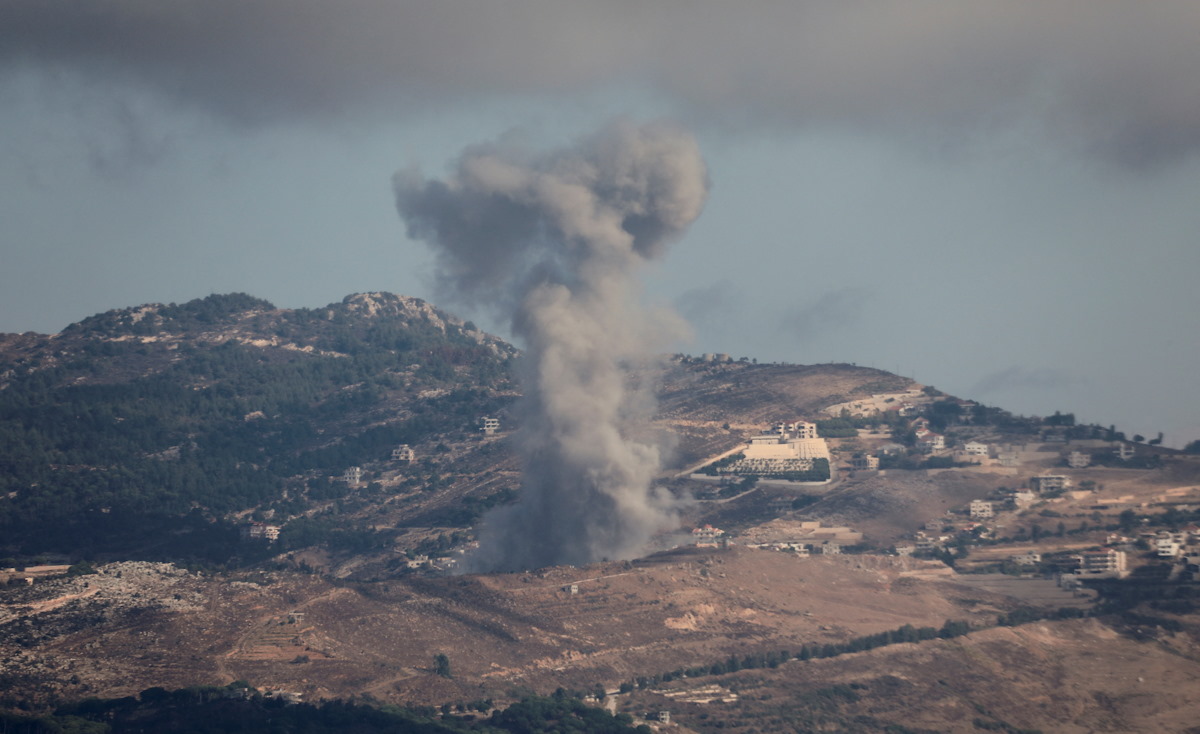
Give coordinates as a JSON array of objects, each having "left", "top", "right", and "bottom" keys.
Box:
[
  {"left": 5, "top": 549, "right": 1030, "bottom": 706},
  {"left": 623, "top": 618, "right": 1200, "bottom": 733},
  {"left": 654, "top": 361, "right": 911, "bottom": 468}
]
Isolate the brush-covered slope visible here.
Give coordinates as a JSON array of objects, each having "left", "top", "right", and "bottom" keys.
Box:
[{"left": 0, "top": 292, "right": 517, "bottom": 559}]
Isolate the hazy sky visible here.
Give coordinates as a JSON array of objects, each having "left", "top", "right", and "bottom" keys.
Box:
[{"left": 3, "top": 2, "right": 1198, "bottom": 446}]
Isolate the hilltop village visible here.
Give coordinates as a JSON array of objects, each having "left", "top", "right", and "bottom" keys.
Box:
[{"left": 670, "top": 384, "right": 1200, "bottom": 592}]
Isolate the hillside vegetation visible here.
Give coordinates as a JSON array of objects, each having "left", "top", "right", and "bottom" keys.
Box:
[{"left": 0, "top": 293, "right": 516, "bottom": 560}]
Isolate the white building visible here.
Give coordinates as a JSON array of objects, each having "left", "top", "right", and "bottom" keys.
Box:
[
  {"left": 1012, "top": 551, "right": 1041, "bottom": 566},
  {"left": 692, "top": 525, "right": 725, "bottom": 547},
  {"left": 1075, "top": 548, "right": 1127, "bottom": 577},
  {"left": 240, "top": 522, "right": 281, "bottom": 542},
  {"left": 343, "top": 466, "right": 363, "bottom": 485},
  {"left": 1067, "top": 451, "right": 1091, "bottom": 468},
  {"left": 962, "top": 441, "right": 989, "bottom": 456},
  {"left": 740, "top": 421, "right": 831, "bottom": 464},
  {"left": 479, "top": 416, "right": 500, "bottom": 435},
  {"left": 850, "top": 453, "right": 879, "bottom": 471},
  {"left": 391, "top": 444, "right": 416, "bottom": 463},
  {"left": 969, "top": 500, "right": 994, "bottom": 519}
]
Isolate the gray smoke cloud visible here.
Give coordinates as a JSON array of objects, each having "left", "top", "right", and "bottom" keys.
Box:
[
  {"left": 395, "top": 120, "right": 709, "bottom": 571},
  {"left": 5, "top": 2, "right": 1200, "bottom": 167}
]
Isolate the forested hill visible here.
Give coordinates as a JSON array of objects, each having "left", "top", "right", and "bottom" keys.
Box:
[{"left": 0, "top": 292, "right": 518, "bottom": 560}]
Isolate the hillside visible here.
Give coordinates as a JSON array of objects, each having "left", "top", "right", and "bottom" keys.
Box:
[
  {"left": 0, "top": 293, "right": 908, "bottom": 564},
  {"left": 0, "top": 292, "right": 518, "bottom": 560},
  {"left": 5, "top": 293, "right": 1200, "bottom": 732}
]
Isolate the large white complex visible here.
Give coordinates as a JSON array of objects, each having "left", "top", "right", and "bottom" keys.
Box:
[{"left": 743, "top": 422, "right": 830, "bottom": 462}]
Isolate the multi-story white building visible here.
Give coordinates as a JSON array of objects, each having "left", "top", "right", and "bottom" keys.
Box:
[
  {"left": 969, "top": 500, "right": 994, "bottom": 519},
  {"left": 479, "top": 416, "right": 501, "bottom": 435},
  {"left": 391, "top": 444, "right": 416, "bottom": 462},
  {"left": 1075, "top": 548, "right": 1127, "bottom": 576},
  {"left": 343, "top": 466, "right": 363, "bottom": 485},
  {"left": 1067, "top": 451, "right": 1091, "bottom": 468}
]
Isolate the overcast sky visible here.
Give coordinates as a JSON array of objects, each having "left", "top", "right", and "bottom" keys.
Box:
[{"left": 3, "top": 2, "right": 1198, "bottom": 446}]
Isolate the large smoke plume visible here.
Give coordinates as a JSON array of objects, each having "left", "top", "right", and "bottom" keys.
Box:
[{"left": 395, "top": 120, "right": 708, "bottom": 572}]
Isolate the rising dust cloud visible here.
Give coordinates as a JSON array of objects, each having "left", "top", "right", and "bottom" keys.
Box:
[{"left": 395, "top": 120, "right": 709, "bottom": 572}]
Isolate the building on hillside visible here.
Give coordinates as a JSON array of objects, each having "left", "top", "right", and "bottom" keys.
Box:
[
  {"left": 744, "top": 424, "right": 829, "bottom": 461},
  {"left": 962, "top": 441, "right": 989, "bottom": 456},
  {"left": 850, "top": 453, "right": 879, "bottom": 471},
  {"left": 1156, "top": 536, "right": 1183, "bottom": 558},
  {"left": 877, "top": 443, "right": 907, "bottom": 456},
  {"left": 969, "top": 500, "right": 994, "bottom": 519},
  {"left": 1075, "top": 548, "right": 1127, "bottom": 577},
  {"left": 479, "top": 416, "right": 500, "bottom": 435},
  {"left": 240, "top": 522, "right": 280, "bottom": 542},
  {"left": 820, "top": 542, "right": 842, "bottom": 555},
  {"left": 693, "top": 525, "right": 725, "bottom": 547},
  {"left": 915, "top": 430, "right": 945, "bottom": 453},
  {"left": 1012, "top": 551, "right": 1041, "bottom": 566},
  {"left": 343, "top": 466, "right": 363, "bottom": 485},
  {"left": 1067, "top": 451, "right": 1091, "bottom": 468},
  {"left": 1031, "top": 474, "right": 1069, "bottom": 493},
  {"left": 391, "top": 444, "right": 416, "bottom": 463}
]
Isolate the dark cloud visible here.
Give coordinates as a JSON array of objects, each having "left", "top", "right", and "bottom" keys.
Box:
[
  {"left": 970, "top": 366, "right": 1081, "bottom": 396},
  {"left": 4, "top": 2, "right": 1200, "bottom": 165},
  {"left": 781, "top": 287, "right": 871, "bottom": 342}
]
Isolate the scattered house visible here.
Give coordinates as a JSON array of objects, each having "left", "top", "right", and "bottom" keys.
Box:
[
  {"left": 850, "top": 453, "right": 879, "bottom": 471},
  {"left": 479, "top": 416, "right": 501, "bottom": 435},
  {"left": 895, "top": 544, "right": 915, "bottom": 557},
  {"left": 820, "top": 542, "right": 842, "bottom": 555},
  {"left": 391, "top": 444, "right": 416, "bottom": 463},
  {"left": 876, "top": 443, "right": 907, "bottom": 456},
  {"left": 1031, "top": 474, "right": 1069, "bottom": 493},
  {"left": 1012, "top": 551, "right": 1042, "bottom": 566},
  {"left": 962, "top": 441, "right": 989, "bottom": 457},
  {"left": 1113, "top": 443, "right": 1136, "bottom": 461},
  {"left": 693, "top": 525, "right": 725, "bottom": 547},
  {"left": 405, "top": 554, "right": 431, "bottom": 570},
  {"left": 915, "top": 429, "right": 945, "bottom": 453},
  {"left": 1075, "top": 548, "right": 1128, "bottom": 577},
  {"left": 914, "top": 533, "right": 945, "bottom": 552},
  {"left": 1156, "top": 536, "right": 1183, "bottom": 558},
  {"left": 240, "top": 522, "right": 280, "bottom": 542},
  {"left": 1067, "top": 451, "right": 1091, "bottom": 469},
  {"left": 969, "top": 500, "right": 994, "bottom": 519},
  {"left": 343, "top": 466, "right": 363, "bottom": 485},
  {"left": 286, "top": 611, "right": 305, "bottom": 624},
  {"left": 562, "top": 583, "right": 579, "bottom": 595}
]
